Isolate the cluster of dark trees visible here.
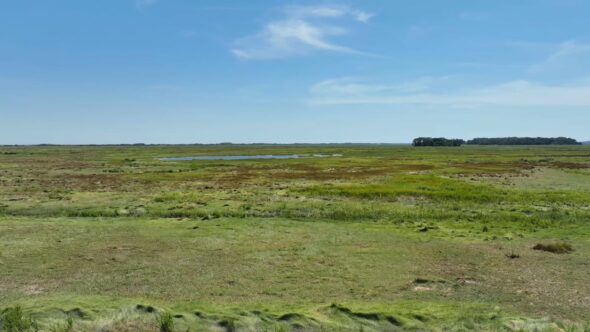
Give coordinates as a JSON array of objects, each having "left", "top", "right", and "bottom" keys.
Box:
[
  {"left": 413, "top": 136, "right": 581, "bottom": 146},
  {"left": 412, "top": 137, "right": 465, "bottom": 147},
  {"left": 466, "top": 137, "right": 581, "bottom": 145}
]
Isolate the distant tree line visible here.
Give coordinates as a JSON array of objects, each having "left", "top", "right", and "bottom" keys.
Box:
[
  {"left": 466, "top": 137, "right": 581, "bottom": 145},
  {"left": 412, "top": 137, "right": 465, "bottom": 147},
  {"left": 413, "top": 136, "right": 581, "bottom": 146}
]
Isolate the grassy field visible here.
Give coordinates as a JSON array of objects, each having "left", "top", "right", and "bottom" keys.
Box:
[{"left": 1, "top": 144, "right": 589, "bottom": 331}]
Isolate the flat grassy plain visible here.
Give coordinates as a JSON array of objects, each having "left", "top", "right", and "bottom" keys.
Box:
[{"left": 1, "top": 144, "right": 589, "bottom": 331}]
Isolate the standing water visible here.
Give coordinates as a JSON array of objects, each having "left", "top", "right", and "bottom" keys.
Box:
[{"left": 159, "top": 154, "right": 342, "bottom": 161}]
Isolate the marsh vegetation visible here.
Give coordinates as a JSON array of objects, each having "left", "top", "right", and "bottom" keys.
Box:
[{"left": 0, "top": 144, "right": 589, "bottom": 331}]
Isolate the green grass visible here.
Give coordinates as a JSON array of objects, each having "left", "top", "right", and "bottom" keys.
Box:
[{"left": 1, "top": 144, "right": 589, "bottom": 330}]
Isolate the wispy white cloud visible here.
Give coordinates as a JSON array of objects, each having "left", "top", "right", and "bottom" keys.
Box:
[
  {"left": 231, "top": 20, "right": 359, "bottom": 60},
  {"left": 284, "top": 5, "right": 373, "bottom": 23},
  {"left": 309, "top": 77, "right": 590, "bottom": 107},
  {"left": 311, "top": 77, "right": 441, "bottom": 96},
  {"left": 231, "top": 4, "right": 373, "bottom": 60},
  {"left": 309, "top": 37, "right": 590, "bottom": 108},
  {"left": 529, "top": 40, "right": 590, "bottom": 74}
]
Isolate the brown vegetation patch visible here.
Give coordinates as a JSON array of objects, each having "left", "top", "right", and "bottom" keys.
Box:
[
  {"left": 532, "top": 243, "right": 574, "bottom": 254},
  {"left": 35, "top": 173, "right": 126, "bottom": 191},
  {"left": 453, "top": 162, "right": 534, "bottom": 174},
  {"left": 550, "top": 162, "right": 590, "bottom": 169},
  {"left": 213, "top": 164, "right": 393, "bottom": 184},
  {"left": 213, "top": 168, "right": 259, "bottom": 186},
  {"left": 273, "top": 166, "right": 391, "bottom": 181},
  {"left": 397, "top": 164, "right": 435, "bottom": 171},
  {"left": 22, "top": 284, "right": 45, "bottom": 295}
]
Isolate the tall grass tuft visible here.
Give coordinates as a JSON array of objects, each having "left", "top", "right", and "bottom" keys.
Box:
[
  {"left": 0, "top": 306, "right": 38, "bottom": 332},
  {"left": 156, "top": 311, "right": 174, "bottom": 332}
]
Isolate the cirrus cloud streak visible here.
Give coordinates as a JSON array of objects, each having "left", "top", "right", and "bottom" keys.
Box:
[
  {"left": 309, "top": 78, "right": 590, "bottom": 107},
  {"left": 231, "top": 4, "right": 373, "bottom": 60}
]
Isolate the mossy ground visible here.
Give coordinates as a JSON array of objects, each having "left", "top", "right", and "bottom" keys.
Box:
[{"left": 1, "top": 145, "right": 589, "bottom": 331}]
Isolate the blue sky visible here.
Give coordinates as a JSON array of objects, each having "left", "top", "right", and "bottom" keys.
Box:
[{"left": 1, "top": 0, "right": 589, "bottom": 144}]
